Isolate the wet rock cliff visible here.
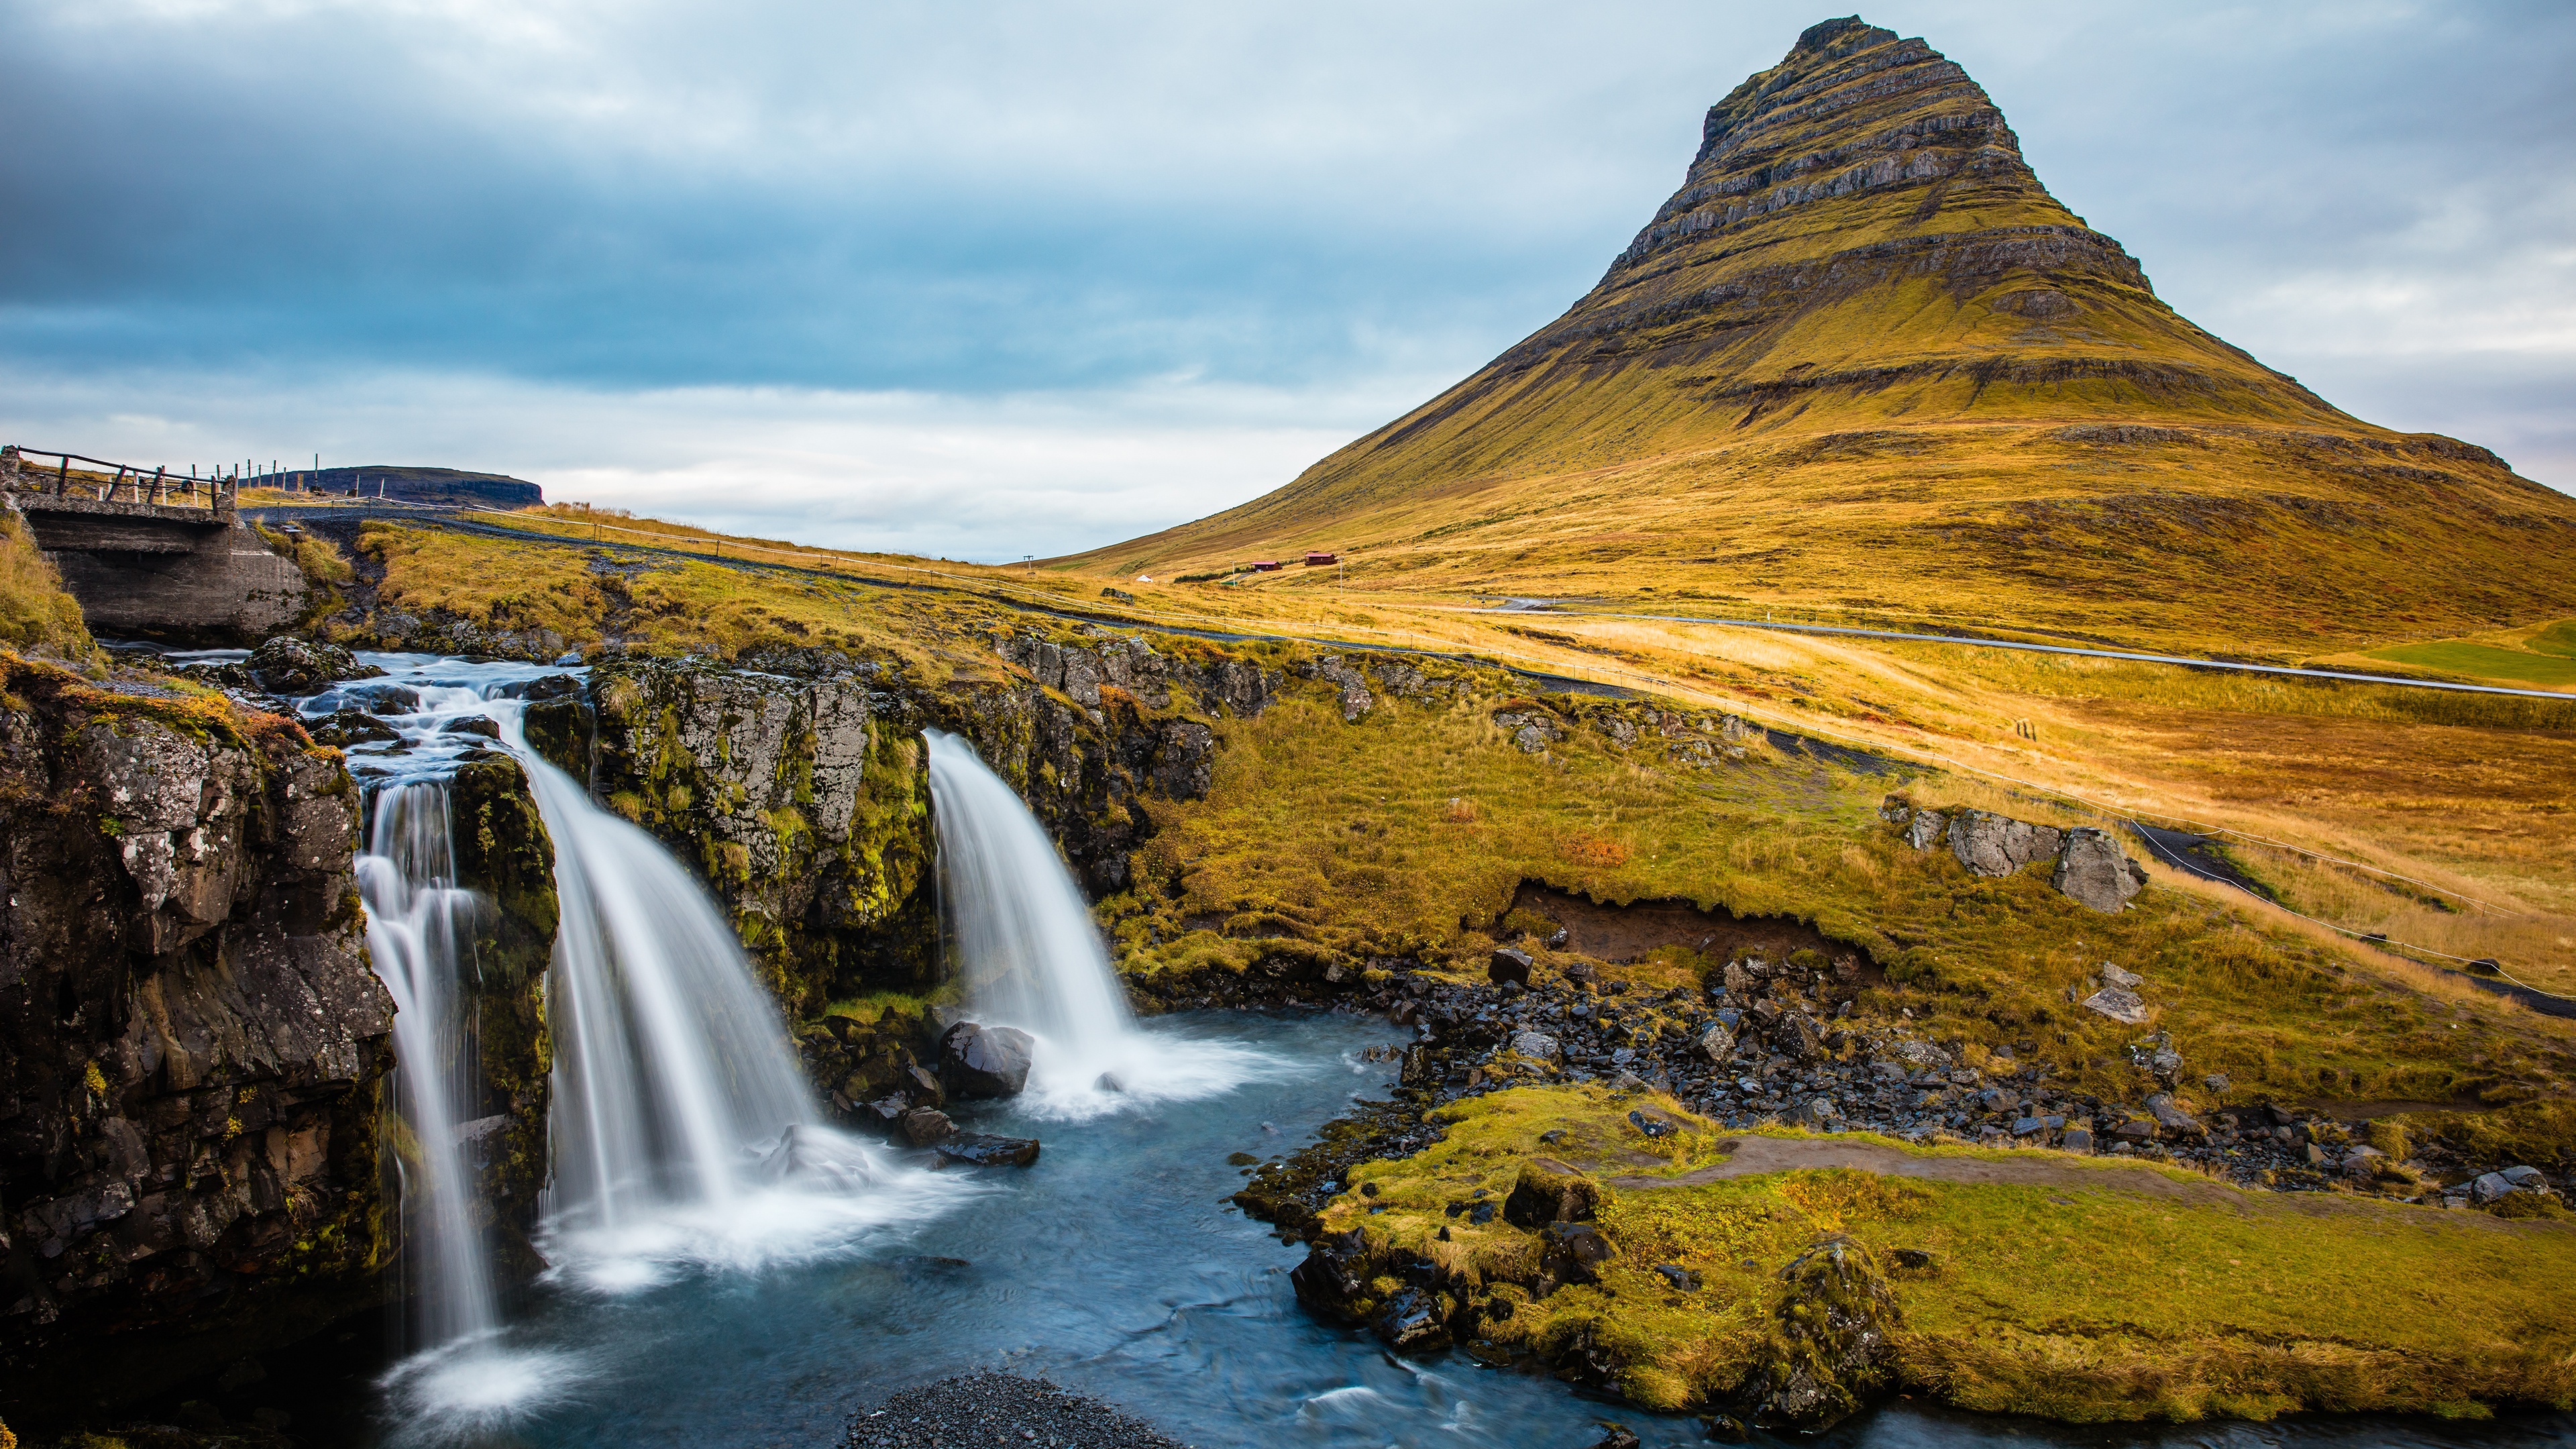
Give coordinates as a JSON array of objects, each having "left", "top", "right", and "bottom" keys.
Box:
[
  {"left": 513, "top": 626, "right": 1281, "bottom": 1022},
  {"left": 0, "top": 659, "right": 392, "bottom": 1421},
  {"left": 431, "top": 754, "right": 558, "bottom": 1275}
]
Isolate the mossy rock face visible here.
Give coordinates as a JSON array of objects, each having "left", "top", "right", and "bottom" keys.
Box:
[
  {"left": 1746, "top": 1236, "right": 1898, "bottom": 1430},
  {"left": 440, "top": 755, "right": 560, "bottom": 1269},
  {"left": 581, "top": 657, "right": 935, "bottom": 1016},
  {"left": 566, "top": 637, "right": 1246, "bottom": 1020},
  {"left": 0, "top": 657, "right": 395, "bottom": 1418}
]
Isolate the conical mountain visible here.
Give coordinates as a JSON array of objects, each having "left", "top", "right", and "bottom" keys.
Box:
[{"left": 1081, "top": 17, "right": 2576, "bottom": 657}]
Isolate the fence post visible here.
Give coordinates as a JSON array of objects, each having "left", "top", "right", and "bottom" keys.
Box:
[
  {"left": 57, "top": 454, "right": 69, "bottom": 496},
  {"left": 152, "top": 466, "right": 166, "bottom": 504}
]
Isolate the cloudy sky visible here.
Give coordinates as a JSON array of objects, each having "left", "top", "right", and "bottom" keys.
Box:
[{"left": 5, "top": 1, "right": 2571, "bottom": 560}]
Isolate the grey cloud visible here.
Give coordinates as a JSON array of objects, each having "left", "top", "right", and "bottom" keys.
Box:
[{"left": 1, "top": 0, "right": 2569, "bottom": 531}]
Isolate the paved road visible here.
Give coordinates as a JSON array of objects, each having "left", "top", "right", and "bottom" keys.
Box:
[{"left": 1497, "top": 608, "right": 2575, "bottom": 702}]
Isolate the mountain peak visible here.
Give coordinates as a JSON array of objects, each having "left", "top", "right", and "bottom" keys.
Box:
[{"left": 1073, "top": 17, "right": 2576, "bottom": 655}]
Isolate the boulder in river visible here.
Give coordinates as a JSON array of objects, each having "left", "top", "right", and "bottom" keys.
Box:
[
  {"left": 939, "top": 1020, "right": 1035, "bottom": 1098},
  {"left": 934, "top": 1132, "right": 1041, "bottom": 1167},
  {"left": 900, "top": 1108, "right": 957, "bottom": 1146},
  {"left": 241, "top": 635, "right": 385, "bottom": 695}
]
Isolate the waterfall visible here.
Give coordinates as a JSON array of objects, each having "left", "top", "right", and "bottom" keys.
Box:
[
  {"left": 509, "top": 729, "right": 841, "bottom": 1222},
  {"left": 358, "top": 782, "right": 502, "bottom": 1350},
  {"left": 488, "top": 712, "right": 941, "bottom": 1290},
  {"left": 341, "top": 656, "right": 966, "bottom": 1436},
  {"left": 924, "top": 729, "right": 1275, "bottom": 1118}
]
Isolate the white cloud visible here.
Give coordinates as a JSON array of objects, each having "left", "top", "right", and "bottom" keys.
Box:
[{"left": 0, "top": 364, "right": 1430, "bottom": 560}]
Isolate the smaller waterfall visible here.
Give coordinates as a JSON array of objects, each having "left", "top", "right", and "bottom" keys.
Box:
[
  {"left": 924, "top": 729, "right": 1276, "bottom": 1118},
  {"left": 359, "top": 782, "right": 502, "bottom": 1350}
]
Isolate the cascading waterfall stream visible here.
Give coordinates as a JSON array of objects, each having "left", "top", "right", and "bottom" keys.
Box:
[
  {"left": 332, "top": 655, "right": 967, "bottom": 1436},
  {"left": 924, "top": 729, "right": 1276, "bottom": 1117},
  {"left": 357, "top": 782, "right": 502, "bottom": 1352},
  {"left": 497, "top": 712, "right": 879, "bottom": 1251}
]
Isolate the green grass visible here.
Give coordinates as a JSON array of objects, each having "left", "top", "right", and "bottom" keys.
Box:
[
  {"left": 1117, "top": 667, "right": 2576, "bottom": 1130},
  {"left": 2529, "top": 620, "right": 2576, "bottom": 659},
  {"left": 2367, "top": 640, "right": 2576, "bottom": 689},
  {"left": 1320, "top": 1086, "right": 2576, "bottom": 1420},
  {"left": 0, "top": 506, "right": 97, "bottom": 663}
]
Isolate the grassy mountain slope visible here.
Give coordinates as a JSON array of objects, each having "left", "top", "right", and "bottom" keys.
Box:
[{"left": 1073, "top": 17, "right": 2576, "bottom": 657}]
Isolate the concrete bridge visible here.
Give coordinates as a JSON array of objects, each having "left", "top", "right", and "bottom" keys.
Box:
[{"left": 5, "top": 446, "right": 307, "bottom": 643}]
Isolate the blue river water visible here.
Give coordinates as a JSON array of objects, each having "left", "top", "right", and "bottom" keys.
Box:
[{"left": 353, "top": 1009, "right": 2572, "bottom": 1449}]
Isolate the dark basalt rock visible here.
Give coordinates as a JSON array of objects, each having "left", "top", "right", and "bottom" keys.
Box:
[
  {"left": 1488, "top": 946, "right": 1534, "bottom": 985},
  {"left": 240, "top": 635, "right": 384, "bottom": 696},
  {"left": 1371, "top": 1286, "right": 1453, "bottom": 1354},
  {"left": 0, "top": 658, "right": 394, "bottom": 1418},
  {"left": 939, "top": 1021, "right": 1035, "bottom": 1099},
  {"left": 933, "top": 1133, "right": 1040, "bottom": 1168},
  {"left": 306, "top": 708, "right": 399, "bottom": 748},
  {"left": 899, "top": 1108, "right": 956, "bottom": 1146},
  {"left": 1289, "top": 1230, "right": 1369, "bottom": 1316}
]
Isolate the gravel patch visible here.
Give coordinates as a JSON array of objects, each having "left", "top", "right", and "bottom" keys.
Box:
[{"left": 847, "top": 1371, "right": 1193, "bottom": 1448}]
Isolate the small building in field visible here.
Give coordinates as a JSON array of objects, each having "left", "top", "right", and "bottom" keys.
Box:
[
  {"left": 1303, "top": 551, "right": 1338, "bottom": 566},
  {"left": 1251, "top": 560, "right": 1282, "bottom": 572}
]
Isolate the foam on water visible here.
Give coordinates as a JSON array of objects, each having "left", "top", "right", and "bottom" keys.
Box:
[{"left": 376, "top": 1333, "right": 590, "bottom": 1447}]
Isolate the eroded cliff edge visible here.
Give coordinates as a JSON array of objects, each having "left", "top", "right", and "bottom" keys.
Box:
[{"left": 0, "top": 660, "right": 393, "bottom": 1417}]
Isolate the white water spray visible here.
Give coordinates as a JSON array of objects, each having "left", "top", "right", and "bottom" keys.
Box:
[{"left": 924, "top": 729, "right": 1277, "bottom": 1118}]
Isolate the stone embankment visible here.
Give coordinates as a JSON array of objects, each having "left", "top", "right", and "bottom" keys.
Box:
[{"left": 0, "top": 657, "right": 392, "bottom": 1417}]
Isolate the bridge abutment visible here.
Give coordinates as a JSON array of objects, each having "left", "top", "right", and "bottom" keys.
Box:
[{"left": 9, "top": 494, "right": 309, "bottom": 645}]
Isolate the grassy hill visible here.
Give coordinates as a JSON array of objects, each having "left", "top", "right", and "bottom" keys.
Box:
[{"left": 1071, "top": 17, "right": 2576, "bottom": 659}]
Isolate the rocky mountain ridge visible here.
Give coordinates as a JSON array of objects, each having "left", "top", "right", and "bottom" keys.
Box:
[{"left": 1075, "top": 15, "right": 2576, "bottom": 655}]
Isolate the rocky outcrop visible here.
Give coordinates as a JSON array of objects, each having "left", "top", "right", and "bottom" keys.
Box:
[
  {"left": 1945, "top": 810, "right": 2063, "bottom": 878},
  {"left": 496, "top": 629, "right": 1254, "bottom": 1025},
  {"left": 435, "top": 756, "right": 558, "bottom": 1268},
  {"left": 1743, "top": 1236, "right": 1899, "bottom": 1430},
  {"left": 0, "top": 660, "right": 392, "bottom": 1415},
  {"left": 1886, "top": 799, "right": 2146, "bottom": 912},
  {"left": 2053, "top": 828, "right": 2149, "bottom": 912},
  {"left": 564, "top": 658, "right": 936, "bottom": 1015}
]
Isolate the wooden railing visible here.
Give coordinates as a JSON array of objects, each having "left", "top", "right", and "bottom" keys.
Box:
[{"left": 1, "top": 445, "right": 237, "bottom": 508}]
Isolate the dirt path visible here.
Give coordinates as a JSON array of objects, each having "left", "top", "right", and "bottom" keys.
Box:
[{"left": 1598, "top": 1135, "right": 2551, "bottom": 1235}]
